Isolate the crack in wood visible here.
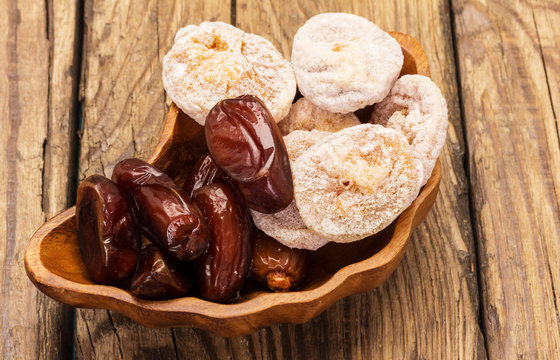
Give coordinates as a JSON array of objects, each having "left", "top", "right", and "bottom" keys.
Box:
[
  {"left": 82, "top": 313, "right": 96, "bottom": 358},
  {"left": 106, "top": 311, "right": 124, "bottom": 360},
  {"left": 170, "top": 328, "right": 179, "bottom": 360},
  {"left": 447, "top": 1, "right": 489, "bottom": 359}
]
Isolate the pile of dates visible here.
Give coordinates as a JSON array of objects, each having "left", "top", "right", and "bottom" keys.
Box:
[{"left": 76, "top": 96, "right": 307, "bottom": 302}]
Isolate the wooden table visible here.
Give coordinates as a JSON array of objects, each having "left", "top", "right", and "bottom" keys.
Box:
[{"left": 1, "top": 0, "right": 559, "bottom": 358}]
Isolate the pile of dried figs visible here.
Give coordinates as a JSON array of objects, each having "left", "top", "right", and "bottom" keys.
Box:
[{"left": 76, "top": 96, "right": 306, "bottom": 302}]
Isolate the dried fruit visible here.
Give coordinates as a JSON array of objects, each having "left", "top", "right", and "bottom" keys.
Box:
[
  {"left": 112, "top": 158, "right": 210, "bottom": 261},
  {"left": 192, "top": 183, "right": 253, "bottom": 303},
  {"left": 205, "top": 95, "right": 293, "bottom": 213},
  {"left": 251, "top": 130, "right": 330, "bottom": 250},
  {"left": 251, "top": 230, "right": 307, "bottom": 292},
  {"left": 291, "top": 13, "right": 403, "bottom": 113},
  {"left": 162, "top": 21, "right": 296, "bottom": 125},
  {"left": 183, "top": 154, "right": 229, "bottom": 199},
  {"left": 76, "top": 175, "right": 140, "bottom": 284},
  {"left": 293, "top": 124, "right": 423, "bottom": 242},
  {"left": 278, "top": 97, "right": 360, "bottom": 135},
  {"left": 130, "top": 245, "right": 190, "bottom": 300},
  {"left": 370, "top": 74, "right": 448, "bottom": 185}
]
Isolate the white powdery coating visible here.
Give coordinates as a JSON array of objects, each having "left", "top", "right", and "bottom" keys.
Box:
[
  {"left": 162, "top": 21, "right": 296, "bottom": 125},
  {"left": 251, "top": 202, "right": 330, "bottom": 250},
  {"left": 278, "top": 97, "right": 360, "bottom": 135},
  {"left": 251, "top": 130, "right": 331, "bottom": 250},
  {"left": 293, "top": 124, "right": 423, "bottom": 242},
  {"left": 371, "top": 75, "right": 448, "bottom": 185},
  {"left": 283, "top": 129, "right": 330, "bottom": 160},
  {"left": 291, "top": 13, "right": 403, "bottom": 113}
]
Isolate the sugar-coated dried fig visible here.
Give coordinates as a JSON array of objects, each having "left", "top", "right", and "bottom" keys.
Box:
[
  {"left": 183, "top": 154, "right": 229, "bottom": 199},
  {"left": 251, "top": 230, "right": 306, "bottom": 292},
  {"left": 130, "top": 245, "right": 190, "bottom": 300},
  {"left": 205, "top": 95, "right": 293, "bottom": 214},
  {"left": 112, "top": 158, "right": 210, "bottom": 261},
  {"left": 76, "top": 175, "right": 140, "bottom": 285},
  {"left": 193, "top": 183, "right": 253, "bottom": 303}
]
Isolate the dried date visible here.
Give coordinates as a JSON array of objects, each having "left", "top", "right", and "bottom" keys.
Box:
[
  {"left": 251, "top": 229, "right": 307, "bottom": 292},
  {"left": 76, "top": 175, "right": 140, "bottom": 285},
  {"left": 204, "top": 95, "right": 293, "bottom": 213},
  {"left": 192, "top": 183, "right": 253, "bottom": 303},
  {"left": 112, "top": 158, "right": 210, "bottom": 261},
  {"left": 130, "top": 245, "right": 190, "bottom": 300},
  {"left": 183, "top": 154, "right": 229, "bottom": 199}
]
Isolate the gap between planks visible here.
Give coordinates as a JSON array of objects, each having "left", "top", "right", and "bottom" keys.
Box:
[{"left": 446, "top": 0, "right": 490, "bottom": 356}]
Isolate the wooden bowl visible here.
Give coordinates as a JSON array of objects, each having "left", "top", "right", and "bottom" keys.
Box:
[{"left": 25, "top": 32, "right": 440, "bottom": 337}]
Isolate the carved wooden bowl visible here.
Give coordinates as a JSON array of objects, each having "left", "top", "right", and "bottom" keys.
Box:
[{"left": 25, "top": 32, "right": 440, "bottom": 337}]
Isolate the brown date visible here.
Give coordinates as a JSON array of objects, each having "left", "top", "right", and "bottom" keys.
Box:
[
  {"left": 112, "top": 158, "right": 210, "bottom": 262},
  {"left": 251, "top": 230, "right": 307, "bottom": 292},
  {"left": 204, "top": 95, "right": 293, "bottom": 214},
  {"left": 183, "top": 154, "right": 229, "bottom": 199},
  {"left": 192, "top": 183, "right": 253, "bottom": 303},
  {"left": 130, "top": 245, "right": 190, "bottom": 300},
  {"left": 76, "top": 175, "right": 140, "bottom": 285}
]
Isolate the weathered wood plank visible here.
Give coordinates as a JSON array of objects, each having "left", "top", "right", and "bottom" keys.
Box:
[
  {"left": 0, "top": 0, "right": 77, "bottom": 358},
  {"left": 214, "top": 1, "right": 484, "bottom": 358},
  {"left": 75, "top": 1, "right": 484, "bottom": 359},
  {"left": 451, "top": 0, "right": 560, "bottom": 358},
  {"left": 74, "top": 1, "right": 229, "bottom": 358},
  {"left": 37, "top": 0, "right": 83, "bottom": 358}
]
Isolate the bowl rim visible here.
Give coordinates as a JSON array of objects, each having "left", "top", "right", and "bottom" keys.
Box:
[
  {"left": 24, "top": 30, "right": 441, "bottom": 333},
  {"left": 25, "top": 160, "right": 439, "bottom": 320}
]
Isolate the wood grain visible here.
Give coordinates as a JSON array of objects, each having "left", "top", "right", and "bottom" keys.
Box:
[
  {"left": 74, "top": 0, "right": 230, "bottom": 358},
  {"left": 451, "top": 0, "right": 560, "bottom": 358},
  {"left": 0, "top": 0, "right": 76, "bottom": 359},
  {"left": 71, "top": 0, "right": 485, "bottom": 358},
  {"left": 229, "top": 0, "right": 485, "bottom": 358},
  {"left": 39, "top": 0, "right": 83, "bottom": 358}
]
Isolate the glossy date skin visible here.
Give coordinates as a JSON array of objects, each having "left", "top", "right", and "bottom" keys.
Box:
[
  {"left": 193, "top": 183, "right": 253, "bottom": 303},
  {"left": 204, "top": 95, "right": 293, "bottom": 214},
  {"left": 112, "top": 158, "right": 210, "bottom": 262},
  {"left": 130, "top": 245, "right": 190, "bottom": 300},
  {"left": 76, "top": 175, "right": 140, "bottom": 285},
  {"left": 251, "top": 230, "right": 307, "bottom": 292},
  {"left": 183, "top": 154, "right": 229, "bottom": 199}
]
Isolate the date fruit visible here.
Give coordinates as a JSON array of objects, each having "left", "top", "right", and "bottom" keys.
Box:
[
  {"left": 192, "top": 183, "right": 253, "bottom": 303},
  {"left": 183, "top": 154, "right": 229, "bottom": 199},
  {"left": 251, "top": 230, "right": 307, "bottom": 292},
  {"left": 76, "top": 175, "right": 140, "bottom": 284},
  {"left": 112, "top": 158, "right": 210, "bottom": 261},
  {"left": 205, "top": 95, "right": 293, "bottom": 213},
  {"left": 130, "top": 245, "right": 190, "bottom": 300}
]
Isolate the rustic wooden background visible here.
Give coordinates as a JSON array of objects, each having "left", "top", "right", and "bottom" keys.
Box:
[{"left": 1, "top": 0, "right": 559, "bottom": 358}]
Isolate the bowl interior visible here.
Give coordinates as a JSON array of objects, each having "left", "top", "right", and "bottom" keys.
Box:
[
  {"left": 39, "top": 199, "right": 396, "bottom": 302},
  {"left": 26, "top": 32, "right": 439, "bottom": 334},
  {"left": 39, "top": 31, "right": 430, "bottom": 303}
]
